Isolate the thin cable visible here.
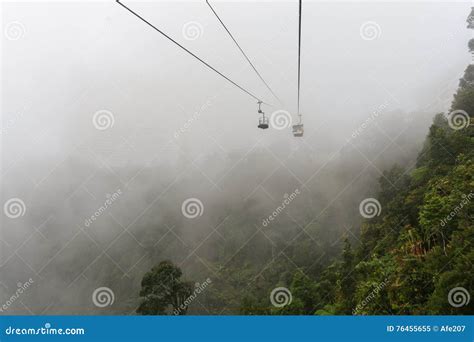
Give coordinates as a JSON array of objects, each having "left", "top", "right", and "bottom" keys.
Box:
[
  {"left": 116, "top": 0, "right": 271, "bottom": 106},
  {"left": 206, "top": 0, "right": 283, "bottom": 107},
  {"left": 297, "top": 0, "right": 302, "bottom": 122}
]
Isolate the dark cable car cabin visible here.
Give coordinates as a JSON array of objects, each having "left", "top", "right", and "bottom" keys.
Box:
[
  {"left": 292, "top": 124, "right": 304, "bottom": 137},
  {"left": 258, "top": 116, "right": 269, "bottom": 129},
  {"left": 257, "top": 101, "right": 269, "bottom": 129}
]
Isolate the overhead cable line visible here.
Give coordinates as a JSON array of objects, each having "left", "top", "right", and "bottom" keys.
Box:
[
  {"left": 291, "top": 0, "right": 304, "bottom": 137},
  {"left": 116, "top": 0, "right": 272, "bottom": 106},
  {"left": 206, "top": 0, "right": 283, "bottom": 107},
  {"left": 297, "top": 0, "right": 302, "bottom": 123}
]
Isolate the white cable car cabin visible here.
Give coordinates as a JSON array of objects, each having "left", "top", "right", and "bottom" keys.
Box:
[{"left": 293, "top": 124, "right": 304, "bottom": 137}]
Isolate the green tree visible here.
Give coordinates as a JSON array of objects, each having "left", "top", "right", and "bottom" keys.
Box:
[
  {"left": 335, "top": 238, "right": 356, "bottom": 314},
  {"left": 137, "top": 261, "right": 193, "bottom": 315}
]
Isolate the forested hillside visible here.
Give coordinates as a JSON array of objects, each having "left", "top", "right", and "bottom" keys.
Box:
[
  {"left": 238, "top": 64, "right": 474, "bottom": 316},
  {"left": 132, "top": 12, "right": 474, "bottom": 317}
]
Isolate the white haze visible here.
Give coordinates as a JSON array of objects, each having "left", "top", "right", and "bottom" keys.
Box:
[{"left": 0, "top": 0, "right": 472, "bottom": 314}]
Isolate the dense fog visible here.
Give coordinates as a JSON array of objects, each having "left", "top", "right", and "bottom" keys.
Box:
[{"left": 1, "top": 0, "right": 471, "bottom": 314}]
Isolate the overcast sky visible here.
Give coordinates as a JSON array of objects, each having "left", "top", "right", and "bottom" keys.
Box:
[{"left": 2, "top": 0, "right": 472, "bottom": 167}]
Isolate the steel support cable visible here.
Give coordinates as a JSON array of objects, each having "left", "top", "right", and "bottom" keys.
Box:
[
  {"left": 297, "top": 0, "right": 302, "bottom": 123},
  {"left": 116, "top": 0, "right": 272, "bottom": 106},
  {"left": 206, "top": 0, "right": 284, "bottom": 107}
]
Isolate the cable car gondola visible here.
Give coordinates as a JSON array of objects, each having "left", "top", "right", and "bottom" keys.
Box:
[
  {"left": 257, "top": 101, "right": 269, "bottom": 129},
  {"left": 117, "top": 0, "right": 307, "bottom": 137},
  {"left": 292, "top": 124, "right": 304, "bottom": 137},
  {"left": 293, "top": 0, "right": 304, "bottom": 137}
]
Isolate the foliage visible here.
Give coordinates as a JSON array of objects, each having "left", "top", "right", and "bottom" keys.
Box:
[
  {"left": 136, "top": 261, "right": 193, "bottom": 315},
  {"left": 238, "top": 18, "right": 474, "bottom": 314}
]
